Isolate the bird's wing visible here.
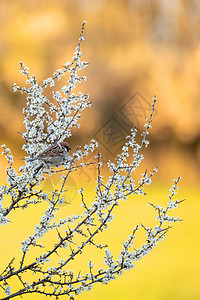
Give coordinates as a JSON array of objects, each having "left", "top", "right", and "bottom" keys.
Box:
[{"left": 37, "top": 144, "right": 62, "bottom": 158}]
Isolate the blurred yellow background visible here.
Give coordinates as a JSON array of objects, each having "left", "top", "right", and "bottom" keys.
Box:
[{"left": 0, "top": 1, "right": 199, "bottom": 299}]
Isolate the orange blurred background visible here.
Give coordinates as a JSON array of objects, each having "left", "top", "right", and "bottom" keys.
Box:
[{"left": 0, "top": 1, "right": 199, "bottom": 300}]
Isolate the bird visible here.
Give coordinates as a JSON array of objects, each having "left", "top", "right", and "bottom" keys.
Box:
[{"left": 29, "top": 142, "right": 71, "bottom": 166}]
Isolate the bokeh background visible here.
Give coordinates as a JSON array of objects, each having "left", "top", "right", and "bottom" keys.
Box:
[{"left": 0, "top": 1, "right": 199, "bottom": 299}]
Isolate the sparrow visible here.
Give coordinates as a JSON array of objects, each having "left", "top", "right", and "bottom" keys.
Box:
[{"left": 29, "top": 142, "right": 71, "bottom": 166}]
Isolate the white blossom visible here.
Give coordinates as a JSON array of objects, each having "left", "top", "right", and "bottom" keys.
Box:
[
  {"left": 4, "top": 285, "right": 11, "bottom": 296},
  {"left": 0, "top": 23, "right": 183, "bottom": 300}
]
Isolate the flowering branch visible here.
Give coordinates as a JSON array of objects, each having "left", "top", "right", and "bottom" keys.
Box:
[{"left": 0, "top": 22, "right": 183, "bottom": 299}]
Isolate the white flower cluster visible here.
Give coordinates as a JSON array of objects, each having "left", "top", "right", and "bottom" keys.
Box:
[
  {"left": 0, "top": 21, "right": 97, "bottom": 228},
  {"left": 0, "top": 23, "right": 183, "bottom": 300},
  {"left": 3, "top": 285, "right": 11, "bottom": 296}
]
